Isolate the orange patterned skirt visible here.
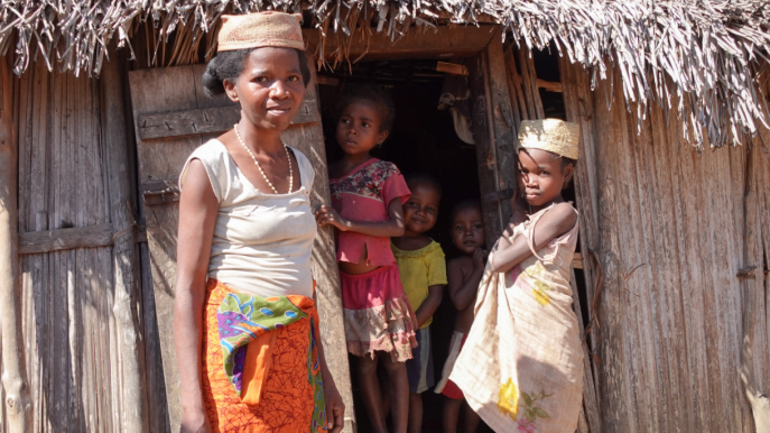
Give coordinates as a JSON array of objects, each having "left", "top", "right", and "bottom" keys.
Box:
[{"left": 201, "top": 279, "right": 326, "bottom": 432}]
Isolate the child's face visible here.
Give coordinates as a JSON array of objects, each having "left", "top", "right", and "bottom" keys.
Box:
[
  {"left": 336, "top": 100, "right": 389, "bottom": 157},
  {"left": 403, "top": 181, "right": 440, "bottom": 236},
  {"left": 451, "top": 207, "right": 485, "bottom": 254},
  {"left": 517, "top": 148, "right": 573, "bottom": 208}
]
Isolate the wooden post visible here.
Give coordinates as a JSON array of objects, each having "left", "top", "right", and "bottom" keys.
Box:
[
  {"left": 0, "top": 52, "right": 31, "bottom": 433},
  {"left": 467, "top": 28, "right": 517, "bottom": 245},
  {"left": 100, "top": 52, "right": 149, "bottom": 432}
]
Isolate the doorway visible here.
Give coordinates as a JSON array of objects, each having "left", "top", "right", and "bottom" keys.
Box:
[{"left": 317, "top": 58, "right": 490, "bottom": 432}]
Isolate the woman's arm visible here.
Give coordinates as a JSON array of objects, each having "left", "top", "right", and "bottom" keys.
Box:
[
  {"left": 447, "top": 250, "right": 485, "bottom": 310},
  {"left": 174, "top": 160, "right": 219, "bottom": 433},
  {"left": 315, "top": 198, "right": 405, "bottom": 238},
  {"left": 314, "top": 296, "right": 345, "bottom": 433},
  {"left": 489, "top": 202, "right": 577, "bottom": 274},
  {"left": 413, "top": 285, "right": 443, "bottom": 328}
]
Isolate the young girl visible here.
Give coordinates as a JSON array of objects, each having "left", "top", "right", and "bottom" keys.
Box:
[
  {"left": 435, "top": 199, "right": 485, "bottom": 433},
  {"left": 390, "top": 173, "right": 447, "bottom": 433},
  {"left": 315, "top": 85, "right": 416, "bottom": 433},
  {"left": 450, "top": 119, "right": 584, "bottom": 433}
]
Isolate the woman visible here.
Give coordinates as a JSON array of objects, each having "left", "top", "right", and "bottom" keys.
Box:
[{"left": 173, "top": 11, "right": 344, "bottom": 433}]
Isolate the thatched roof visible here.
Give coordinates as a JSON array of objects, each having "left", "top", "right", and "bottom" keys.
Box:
[{"left": 2, "top": 0, "right": 769, "bottom": 148}]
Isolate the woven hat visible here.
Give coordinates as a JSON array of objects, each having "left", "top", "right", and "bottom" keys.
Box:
[
  {"left": 217, "top": 12, "right": 304, "bottom": 52},
  {"left": 517, "top": 119, "right": 580, "bottom": 160}
]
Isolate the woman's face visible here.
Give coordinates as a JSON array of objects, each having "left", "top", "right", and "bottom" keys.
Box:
[{"left": 225, "top": 47, "right": 306, "bottom": 132}]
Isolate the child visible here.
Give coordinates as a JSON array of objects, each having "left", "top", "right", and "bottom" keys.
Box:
[
  {"left": 316, "top": 84, "right": 416, "bottom": 433},
  {"left": 390, "top": 173, "right": 447, "bottom": 433},
  {"left": 434, "top": 199, "right": 485, "bottom": 433},
  {"left": 450, "top": 119, "right": 584, "bottom": 433}
]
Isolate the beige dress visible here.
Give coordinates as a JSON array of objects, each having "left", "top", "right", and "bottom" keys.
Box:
[{"left": 450, "top": 204, "right": 583, "bottom": 433}]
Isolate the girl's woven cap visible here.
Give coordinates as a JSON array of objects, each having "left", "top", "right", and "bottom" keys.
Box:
[
  {"left": 517, "top": 119, "right": 580, "bottom": 160},
  {"left": 217, "top": 12, "right": 305, "bottom": 52}
]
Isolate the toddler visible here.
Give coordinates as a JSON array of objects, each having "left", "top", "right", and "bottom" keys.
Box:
[{"left": 390, "top": 173, "right": 447, "bottom": 433}]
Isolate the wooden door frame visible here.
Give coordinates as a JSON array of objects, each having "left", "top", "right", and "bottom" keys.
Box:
[{"left": 305, "top": 24, "right": 516, "bottom": 244}]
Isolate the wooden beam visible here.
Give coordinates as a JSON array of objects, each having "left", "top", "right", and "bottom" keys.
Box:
[
  {"left": 437, "top": 62, "right": 468, "bottom": 76},
  {"left": 0, "top": 51, "right": 30, "bottom": 433},
  {"left": 137, "top": 99, "right": 319, "bottom": 141},
  {"left": 316, "top": 75, "right": 340, "bottom": 86},
  {"left": 537, "top": 79, "right": 563, "bottom": 93},
  {"left": 304, "top": 25, "right": 497, "bottom": 61},
  {"left": 18, "top": 224, "right": 115, "bottom": 255}
]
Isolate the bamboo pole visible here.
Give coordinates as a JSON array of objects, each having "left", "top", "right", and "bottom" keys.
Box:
[{"left": 0, "top": 50, "right": 30, "bottom": 433}]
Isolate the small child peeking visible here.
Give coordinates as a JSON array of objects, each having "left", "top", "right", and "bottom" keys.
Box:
[
  {"left": 434, "top": 199, "right": 485, "bottom": 433},
  {"left": 316, "top": 84, "right": 416, "bottom": 433},
  {"left": 390, "top": 173, "right": 447, "bottom": 433},
  {"left": 449, "top": 119, "right": 584, "bottom": 433}
]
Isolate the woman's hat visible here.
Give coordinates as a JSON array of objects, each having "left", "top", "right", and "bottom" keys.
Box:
[
  {"left": 517, "top": 119, "right": 580, "bottom": 160},
  {"left": 217, "top": 11, "right": 304, "bottom": 52}
]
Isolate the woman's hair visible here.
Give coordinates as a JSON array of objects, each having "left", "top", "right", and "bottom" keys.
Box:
[
  {"left": 336, "top": 84, "right": 396, "bottom": 132},
  {"left": 202, "top": 48, "right": 311, "bottom": 97}
]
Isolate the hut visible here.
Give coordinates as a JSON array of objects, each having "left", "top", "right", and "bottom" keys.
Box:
[{"left": 0, "top": 1, "right": 769, "bottom": 432}]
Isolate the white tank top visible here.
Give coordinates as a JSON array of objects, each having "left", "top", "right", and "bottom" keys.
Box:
[{"left": 179, "top": 139, "right": 317, "bottom": 298}]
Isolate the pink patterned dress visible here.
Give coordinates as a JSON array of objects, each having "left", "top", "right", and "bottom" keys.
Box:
[{"left": 329, "top": 158, "right": 417, "bottom": 362}]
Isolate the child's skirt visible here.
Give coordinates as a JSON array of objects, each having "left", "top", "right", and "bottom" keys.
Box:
[
  {"left": 435, "top": 330, "right": 466, "bottom": 399},
  {"left": 406, "top": 326, "right": 435, "bottom": 394},
  {"left": 340, "top": 265, "right": 418, "bottom": 362}
]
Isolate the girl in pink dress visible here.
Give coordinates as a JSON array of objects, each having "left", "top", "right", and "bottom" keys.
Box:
[{"left": 315, "top": 85, "right": 416, "bottom": 433}]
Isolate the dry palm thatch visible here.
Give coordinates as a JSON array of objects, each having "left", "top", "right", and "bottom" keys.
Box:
[{"left": 1, "top": 0, "right": 769, "bottom": 149}]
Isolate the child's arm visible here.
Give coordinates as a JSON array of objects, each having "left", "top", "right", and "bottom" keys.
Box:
[
  {"left": 315, "top": 198, "right": 405, "bottom": 238},
  {"left": 447, "top": 250, "right": 485, "bottom": 311},
  {"left": 489, "top": 202, "right": 577, "bottom": 274},
  {"left": 414, "top": 285, "right": 443, "bottom": 328}
]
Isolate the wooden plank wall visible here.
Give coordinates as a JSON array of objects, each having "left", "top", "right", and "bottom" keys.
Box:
[
  {"left": 560, "top": 57, "right": 770, "bottom": 432},
  {"left": 14, "top": 58, "right": 146, "bottom": 432}
]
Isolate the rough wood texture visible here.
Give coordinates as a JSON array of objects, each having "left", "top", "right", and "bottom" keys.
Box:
[
  {"left": 18, "top": 224, "right": 114, "bottom": 255},
  {"left": 467, "top": 28, "right": 517, "bottom": 245},
  {"left": 129, "top": 61, "right": 355, "bottom": 432},
  {"left": 100, "top": 53, "right": 148, "bottom": 433},
  {"left": 305, "top": 25, "right": 496, "bottom": 62},
  {"left": 136, "top": 98, "right": 319, "bottom": 140},
  {"left": 560, "top": 57, "right": 770, "bottom": 432},
  {"left": 16, "top": 56, "right": 142, "bottom": 432},
  {"left": 0, "top": 48, "right": 31, "bottom": 433}
]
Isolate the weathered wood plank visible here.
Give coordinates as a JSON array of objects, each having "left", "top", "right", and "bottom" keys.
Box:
[
  {"left": 136, "top": 99, "right": 319, "bottom": 141},
  {"left": 18, "top": 224, "right": 114, "bottom": 255},
  {"left": 468, "top": 47, "right": 502, "bottom": 246},
  {"left": 129, "top": 65, "right": 201, "bottom": 432},
  {"left": 304, "top": 25, "right": 496, "bottom": 61},
  {"left": 277, "top": 52, "right": 355, "bottom": 432},
  {"left": 484, "top": 30, "right": 516, "bottom": 228},
  {"left": 100, "top": 52, "right": 149, "bottom": 433},
  {"left": 0, "top": 46, "right": 31, "bottom": 433}
]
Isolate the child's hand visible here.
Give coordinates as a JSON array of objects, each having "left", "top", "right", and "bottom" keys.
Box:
[
  {"left": 315, "top": 205, "right": 349, "bottom": 231},
  {"left": 472, "top": 248, "right": 487, "bottom": 269}
]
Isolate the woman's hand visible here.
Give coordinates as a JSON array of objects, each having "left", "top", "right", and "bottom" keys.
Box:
[
  {"left": 180, "top": 407, "right": 212, "bottom": 433},
  {"left": 323, "top": 380, "right": 345, "bottom": 433},
  {"left": 315, "top": 205, "right": 349, "bottom": 231}
]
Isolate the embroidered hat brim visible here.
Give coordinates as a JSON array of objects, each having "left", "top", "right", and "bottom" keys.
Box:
[
  {"left": 217, "top": 12, "right": 305, "bottom": 52},
  {"left": 517, "top": 119, "right": 580, "bottom": 160}
]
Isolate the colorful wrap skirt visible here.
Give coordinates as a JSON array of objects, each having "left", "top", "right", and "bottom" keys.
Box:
[
  {"left": 201, "top": 279, "right": 327, "bottom": 432},
  {"left": 340, "top": 265, "right": 417, "bottom": 362}
]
